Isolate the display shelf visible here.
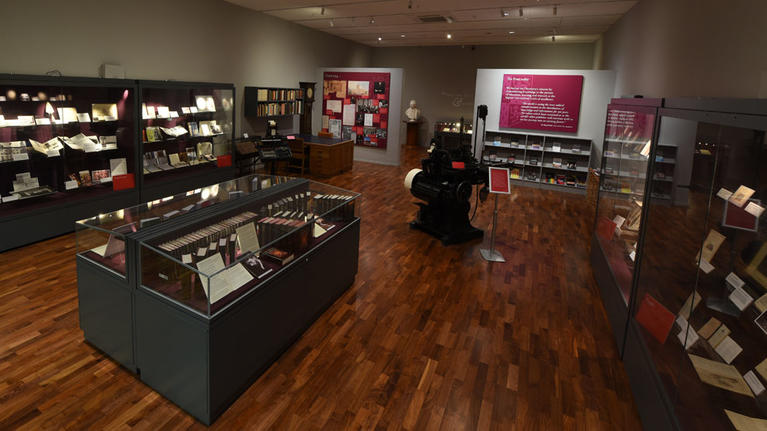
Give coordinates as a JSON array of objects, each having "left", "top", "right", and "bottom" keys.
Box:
[
  {"left": 243, "top": 86, "right": 305, "bottom": 118},
  {"left": 76, "top": 174, "right": 360, "bottom": 425}
]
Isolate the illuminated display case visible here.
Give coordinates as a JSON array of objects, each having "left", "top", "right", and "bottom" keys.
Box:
[
  {"left": 76, "top": 174, "right": 361, "bottom": 425},
  {"left": 592, "top": 98, "right": 767, "bottom": 430},
  {"left": 0, "top": 74, "right": 139, "bottom": 251},
  {"left": 138, "top": 80, "right": 235, "bottom": 202}
]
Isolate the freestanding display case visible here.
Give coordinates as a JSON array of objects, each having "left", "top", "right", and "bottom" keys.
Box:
[
  {"left": 592, "top": 98, "right": 767, "bottom": 430},
  {"left": 76, "top": 174, "right": 361, "bottom": 424},
  {"left": 0, "top": 74, "right": 139, "bottom": 251},
  {"left": 138, "top": 80, "right": 235, "bottom": 202}
]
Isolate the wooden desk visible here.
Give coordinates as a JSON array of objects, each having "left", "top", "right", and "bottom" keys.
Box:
[{"left": 296, "top": 135, "right": 354, "bottom": 177}]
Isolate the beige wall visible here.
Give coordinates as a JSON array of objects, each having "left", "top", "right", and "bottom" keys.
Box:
[
  {"left": 371, "top": 43, "right": 595, "bottom": 146},
  {"left": 601, "top": 0, "right": 767, "bottom": 98},
  {"left": 0, "top": 0, "right": 372, "bottom": 136}
]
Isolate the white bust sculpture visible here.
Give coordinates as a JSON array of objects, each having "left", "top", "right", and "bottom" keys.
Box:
[{"left": 405, "top": 99, "right": 421, "bottom": 122}]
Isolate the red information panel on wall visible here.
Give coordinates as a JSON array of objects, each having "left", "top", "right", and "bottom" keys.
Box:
[
  {"left": 323, "top": 71, "right": 390, "bottom": 149},
  {"left": 499, "top": 74, "right": 584, "bottom": 133}
]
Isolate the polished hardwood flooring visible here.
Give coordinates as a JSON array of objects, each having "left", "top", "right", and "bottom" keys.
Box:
[{"left": 0, "top": 145, "right": 642, "bottom": 430}]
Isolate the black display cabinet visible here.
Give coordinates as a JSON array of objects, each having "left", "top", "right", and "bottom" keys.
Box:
[
  {"left": 137, "top": 80, "right": 236, "bottom": 202},
  {"left": 592, "top": 98, "right": 767, "bottom": 430},
  {"left": 0, "top": 74, "right": 140, "bottom": 251},
  {"left": 76, "top": 174, "right": 360, "bottom": 424}
]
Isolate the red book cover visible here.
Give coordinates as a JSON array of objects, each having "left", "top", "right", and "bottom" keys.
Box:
[
  {"left": 452, "top": 161, "right": 465, "bottom": 170},
  {"left": 723, "top": 201, "right": 757, "bottom": 231},
  {"left": 596, "top": 216, "right": 617, "bottom": 242},
  {"left": 635, "top": 294, "right": 675, "bottom": 344},
  {"left": 112, "top": 174, "right": 135, "bottom": 191},
  {"left": 217, "top": 154, "right": 232, "bottom": 168}
]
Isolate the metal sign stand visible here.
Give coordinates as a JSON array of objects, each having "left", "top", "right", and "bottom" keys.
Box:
[{"left": 480, "top": 193, "right": 505, "bottom": 262}]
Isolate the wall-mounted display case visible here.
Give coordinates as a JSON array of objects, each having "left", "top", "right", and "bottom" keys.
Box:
[
  {"left": 138, "top": 80, "right": 235, "bottom": 202},
  {"left": 0, "top": 74, "right": 139, "bottom": 251},
  {"left": 592, "top": 98, "right": 767, "bottom": 430},
  {"left": 76, "top": 174, "right": 361, "bottom": 425}
]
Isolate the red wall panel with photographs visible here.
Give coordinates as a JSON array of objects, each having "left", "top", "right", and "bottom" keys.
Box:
[{"left": 322, "top": 71, "right": 390, "bottom": 149}]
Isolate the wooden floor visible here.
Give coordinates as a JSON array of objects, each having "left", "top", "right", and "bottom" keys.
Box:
[{"left": 0, "top": 145, "right": 643, "bottom": 430}]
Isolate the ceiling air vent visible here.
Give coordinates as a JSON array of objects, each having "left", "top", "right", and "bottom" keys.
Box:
[{"left": 418, "top": 15, "right": 449, "bottom": 23}]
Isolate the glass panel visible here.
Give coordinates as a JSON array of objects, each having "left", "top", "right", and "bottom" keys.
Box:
[
  {"left": 140, "top": 85, "right": 234, "bottom": 187},
  {"left": 139, "top": 180, "right": 360, "bottom": 318},
  {"left": 76, "top": 218, "right": 133, "bottom": 277},
  {"left": 595, "top": 103, "right": 657, "bottom": 304},
  {"left": 633, "top": 116, "right": 767, "bottom": 429},
  {"left": 0, "top": 81, "right": 136, "bottom": 218}
]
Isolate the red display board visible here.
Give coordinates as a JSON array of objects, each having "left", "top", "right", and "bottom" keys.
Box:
[
  {"left": 488, "top": 167, "right": 511, "bottom": 194},
  {"left": 499, "top": 74, "right": 583, "bottom": 133},
  {"left": 323, "top": 71, "right": 390, "bottom": 149},
  {"left": 112, "top": 173, "right": 135, "bottom": 191}
]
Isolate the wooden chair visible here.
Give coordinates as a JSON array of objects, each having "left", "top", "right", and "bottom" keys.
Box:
[{"left": 286, "top": 138, "right": 308, "bottom": 175}]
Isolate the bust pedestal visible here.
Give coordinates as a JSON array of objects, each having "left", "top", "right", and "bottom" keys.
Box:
[{"left": 404, "top": 120, "right": 421, "bottom": 147}]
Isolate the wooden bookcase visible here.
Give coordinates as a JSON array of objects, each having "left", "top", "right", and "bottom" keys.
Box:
[{"left": 244, "top": 87, "right": 305, "bottom": 118}]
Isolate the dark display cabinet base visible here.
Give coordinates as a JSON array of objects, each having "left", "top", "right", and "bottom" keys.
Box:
[
  {"left": 0, "top": 189, "right": 138, "bottom": 252},
  {"left": 590, "top": 234, "right": 631, "bottom": 351},
  {"left": 135, "top": 219, "right": 360, "bottom": 424},
  {"left": 623, "top": 322, "right": 680, "bottom": 431}
]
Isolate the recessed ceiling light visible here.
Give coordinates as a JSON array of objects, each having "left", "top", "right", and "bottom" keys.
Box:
[
  {"left": 378, "top": 36, "right": 382, "bottom": 41},
  {"left": 446, "top": 16, "right": 454, "bottom": 24},
  {"left": 370, "top": 16, "right": 375, "bottom": 24},
  {"left": 501, "top": 9, "right": 510, "bottom": 17},
  {"left": 508, "top": 31, "right": 515, "bottom": 34},
  {"left": 446, "top": 33, "right": 452, "bottom": 39},
  {"left": 400, "top": 34, "right": 406, "bottom": 38}
]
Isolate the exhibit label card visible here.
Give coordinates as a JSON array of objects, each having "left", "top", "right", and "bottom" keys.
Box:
[
  {"left": 730, "top": 185, "right": 755, "bottom": 208},
  {"left": 196, "top": 253, "right": 229, "bottom": 303},
  {"left": 675, "top": 316, "right": 699, "bottom": 349},
  {"left": 716, "top": 188, "right": 733, "bottom": 201},
  {"left": 729, "top": 282, "right": 754, "bottom": 311},
  {"left": 708, "top": 324, "right": 732, "bottom": 348},
  {"left": 688, "top": 354, "right": 752, "bottom": 397},
  {"left": 715, "top": 336, "right": 743, "bottom": 364},
  {"left": 745, "top": 202, "right": 765, "bottom": 218},
  {"left": 698, "top": 258, "right": 715, "bottom": 274},
  {"left": 744, "top": 371, "right": 765, "bottom": 396},
  {"left": 698, "top": 317, "right": 722, "bottom": 339},
  {"left": 725, "top": 409, "right": 767, "bottom": 431},
  {"left": 236, "top": 223, "right": 260, "bottom": 254}
]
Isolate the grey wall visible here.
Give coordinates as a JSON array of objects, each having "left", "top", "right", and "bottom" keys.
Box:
[
  {"left": 601, "top": 0, "right": 767, "bottom": 98},
  {"left": 371, "top": 43, "right": 596, "bottom": 146},
  {"left": 0, "top": 0, "right": 372, "bottom": 137}
]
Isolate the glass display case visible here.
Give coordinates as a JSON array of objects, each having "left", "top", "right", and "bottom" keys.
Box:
[
  {"left": 139, "top": 181, "right": 359, "bottom": 317},
  {"left": 138, "top": 80, "right": 235, "bottom": 201},
  {"left": 0, "top": 75, "right": 139, "bottom": 251},
  {"left": 626, "top": 99, "right": 767, "bottom": 430},
  {"left": 593, "top": 98, "right": 661, "bottom": 313},
  {"left": 76, "top": 174, "right": 361, "bottom": 424}
]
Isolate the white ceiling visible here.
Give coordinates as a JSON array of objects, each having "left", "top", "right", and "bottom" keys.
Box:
[{"left": 225, "top": 0, "right": 637, "bottom": 47}]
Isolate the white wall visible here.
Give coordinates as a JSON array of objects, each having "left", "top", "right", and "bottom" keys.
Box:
[
  {"left": 0, "top": 0, "right": 372, "bottom": 137},
  {"left": 372, "top": 44, "right": 596, "bottom": 147},
  {"left": 601, "top": 0, "right": 767, "bottom": 98},
  {"left": 473, "top": 69, "right": 616, "bottom": 166},
  {"left": 314, "top": 67, "right": 403, "bottom": 166}
]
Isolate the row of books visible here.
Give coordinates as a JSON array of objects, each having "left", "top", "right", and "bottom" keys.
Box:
[
  {"left": 254, "top": 101, "right": 304, "bottom": 117},
  {"left": 256, "top": 89, "right": 304, "bottom": 102}
]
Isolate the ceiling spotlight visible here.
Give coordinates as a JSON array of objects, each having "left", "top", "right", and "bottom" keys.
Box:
[
  {"left": 329, "top": 19, "right": 334, "bottom": 27},
  {"left": 321, "top": 6, "right": 325, "bottom": 15},
  {"left": 519, "top": 7, "right": 523, "bottom": 17},
  {"left": 446, "top": 33, "right": 452, "bottom": 39},
  {"left": 501, "top": 9, "right": 510, "bottom": 17},
  {"left": 378, "top": 36, "right": 382, "bottom": 41},
  {"left": 446, "top": 16, "right": 454, "bottom": 24},
  {"left": 553, "top": 5, "right": 557, "bottom": 15},
  {"left": 400, "top": 34, "right": 406, "bottom": 38},
  {"left": 370, "top": 16, "right": 375, "bottom": 24},
  {"left": 508, "top": 31, "right": 515, "bottom": 34}
]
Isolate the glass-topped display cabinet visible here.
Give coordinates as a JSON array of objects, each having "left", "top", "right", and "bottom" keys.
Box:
[
  {"left": 592, "top": 98, "right": 662, "bottom": 329},
  {"left": 623, "top": 99, "right": 767, "bottom": 431},
  {"left": 75, "top": 174, "right": 361, "bottom": 424},
  {"left": 138, "top": 80, "right": 235, "bottom": 202},
  {"left": 139, "top": 181, "right": 360, "bottom": 317},
  {"left": 0, "top": 74, "right": 139, "bottom": 251}
]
